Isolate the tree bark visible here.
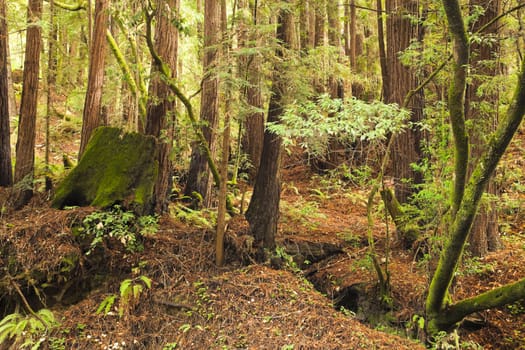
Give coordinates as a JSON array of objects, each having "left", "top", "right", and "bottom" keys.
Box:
[
  {"left": 13, "top": 0, "right": 43, "bottom": 206},
  {"left": 79, "top": 0, "right": 109, "bottom": 158},
  {"left": 385, "top": 0, "right": 424, "bottom": 204},
  {"left": 184, "top": 0, "right": 221, "bottom": 207},
  {"left": 239, "top": 0, "right": 264, "bottom": 182},
  {"left": 0, "top": 0, "right": 12, "bottom": 187},
  {"left": 466, "top": 0, "right": 502, "bottom": 256},
  {"left": 145, "top": 0, "right": 179, "bottom": 213},
  {"left": 246, "top": 1, "right": 296, "bottom": 258},
  {"left": 45, "top": 0, "right": 58, "bottom": 191}
]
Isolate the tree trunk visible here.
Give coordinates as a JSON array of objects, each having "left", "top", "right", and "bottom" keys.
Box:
[
  {"left": 425, "top": 0, "right": 525, "bottom": 334},
  {"left": 298, "top": 0, "right": 311, "bottom": 51},
  {"left": 385, "top": 0, "right": 424, "bottom": 204},
  {"left": 45, "top": 0, "right": 58, "bottom": 191},
  {"left": 466, "top": 0, "right": 502, "bottom": 256},
  {"left": 13, "top": 0, "right": 43, "bottom": 207},
  {"left": 6, "top": 30, "right": 17, "bottom": 119},
  {"left": 145, "top": 0, "right": 179, "bottom": 213},
  {"left": 376, "top": 0, "right": 388, "bottom": 101},
  {"left": 246, "top": 1, "right": 296, "bottom": 259},
  {"left": 238, "top": 0, "right": 264, "bottom": 182},
  {"left": 79, "top": 0, "right": 109, "bottom": 158},
  {"left": 184, "top": 0, "right": 221, "bottom": 207},
  {"left": 0, "top": 0, "right": 12, "bottom": 187}
]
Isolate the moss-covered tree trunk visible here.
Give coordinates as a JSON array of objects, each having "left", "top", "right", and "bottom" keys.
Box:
[{"left": 425, "top": 0, "right": 525, "bottom": 334}]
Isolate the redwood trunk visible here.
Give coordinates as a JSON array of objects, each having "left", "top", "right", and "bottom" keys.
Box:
[
  {"left": 385, "top": 0, "right": 424, "bottom": 203},
  {"left": 13, "top": 0, "right": 43, "bottom": 206},
  {"left": 239, "top": 0, "right": 264, "bottom": 181},
  {"left": 184, "top": 0, "right": 221, "bottom": 207},
  {"left": 246, "top": 3, "right": 296, "bottom": 257},
  {"left": 0, "top": 0, "right": 12, "bottom": 187},
  {"left": 466, "top": 0, "right": 502, "bottom": 256},
  {"left": 146, "top": 0, "right": 179, "bottom": 213},
  {"left": 79, "top": 0, "right": 109, "bottom": 158}
]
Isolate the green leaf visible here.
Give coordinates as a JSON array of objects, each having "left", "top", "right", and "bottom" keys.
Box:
[
  {"left": 139, "top": 276, "right": 152, "bottom": 289},
  {"left": 120, "top": 279, "right": 132, "bottom": 297}
]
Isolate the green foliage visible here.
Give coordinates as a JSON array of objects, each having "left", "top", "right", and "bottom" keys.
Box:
[
  {"left": 170, "top": 203, "right": 216, "bottom": 228},
  {"left": 80, "top": 205, "right": 158, "bottom": 255},
  {"left": 0, "top": 309, "right": 59, "bottom": 349},
  {"left": 96, "top": 276, "right": 152, "bottom": 318},
  {"left": 267, "top": 94, "right": 410, "bottom": 158},
  {"left": 457, "top": 256, "right": 496, "bottom": 277},
  {"left": 280, "top": 198, "right": 326, "bottom": 229}
]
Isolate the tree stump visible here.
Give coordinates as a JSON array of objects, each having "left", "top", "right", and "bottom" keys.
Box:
[{"left": 52, "top": 127, "right": 158, "bottom": 215}]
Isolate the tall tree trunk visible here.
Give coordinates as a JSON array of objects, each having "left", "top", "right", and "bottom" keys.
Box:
[
  {"left": 13, "top": 0, "right": 43, "bottom": 207},
  {"left": 376, "top": 0, "right": 388, "bottom": 100},
  {"left": 79, "top": 0, "right": 109, "bottom": 158},
  {"left": 239, "top": 0, "right": 264, "bottom": 181},
  {"left": 466, "top": 0, "right": 502, "bottom": 256},
  {"left": 6, "top": 32, "right": 16, "bottom": 118},
  {"left": 0, "top": 0, "right": 12, "bottom": 187},
  {"left": 385, "top": 0, "right": 424, "bottom": 204},
  {"left": 326, "top": 0, "right": 343, "bottom": 99},
  {"left": 298, "top": 0, "right": 312, "bottom": 51},
  {"left": 146, "top": 0, "right": 179, "bottom": 213},
  {"left": 246, "top": 1, "right": 296, "bottom": 258},
  {"left": 45, "top": 0, "right": 57, "bottom": 191},
  {"left": 184, "top": 0, "right": 221, "bottom": 207}
]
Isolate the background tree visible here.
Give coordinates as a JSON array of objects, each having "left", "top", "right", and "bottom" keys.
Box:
[
  {"left": 13, "top": 0, "right": 43, "bottom": 207},
  {"left": 238, "top": 0, "right": 264, "bottom": 181},
  {"left": 184, "top": 0, "right": 221, "bottom": 207},
  {"left": 79, "top": 0, "right": 109, "bottom": 158},
  {"left": 45, "top": 0, "right": 57, "bottom": 190},
  {"left": 246, "top": 1, "right": 296, "bottom": 257},
  {"left": 146, "top": 0, "right": 180, "bottom": 213},
  {"left": 385, "top": 0, "right": 424, "bottom": 204},
  {"left": 0, "top": 0, "right": 12, "bottom": 187},
  {"left": 466, "top": 0, "right": 502, "bottom": 256}
]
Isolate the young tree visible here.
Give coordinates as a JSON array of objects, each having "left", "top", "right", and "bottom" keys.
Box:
[
  {"left": 13, "top": 0, "right": 43, "bottom": 206},
  {"left": 245, "top": 1, "right": 296, "bottom": 257},
  {"left": 0, "top": 0, "right": 12, "bottom": 187},
  {"left": 184, "top": 0, "right": 221, "bottom": 207},
  {"left": 145, "top": 0, "right": 179, "bottom": 213},
  {"left": 79, "top": 0, "right": 110, "bottom": 158},
  {"left": 425, "top": 0, "right": 525, "bottom": 334}
]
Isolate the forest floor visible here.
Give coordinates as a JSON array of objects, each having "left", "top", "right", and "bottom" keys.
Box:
[{"left": 1, "top": 117, "right": 525, "bottom": 349}]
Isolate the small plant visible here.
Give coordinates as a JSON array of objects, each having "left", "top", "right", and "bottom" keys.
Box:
[
  {"left": 171, "top": 203, "right": 216, "bottom": 228},
  {"left": 280, "top": 198, "right": 326, "bottom": 229},
  {"left": 0, "top": 309, "right": 59, "bottom": 349},
  {"left": 97, "top": 275, "right": 152, "bottom": 318},
  {"left": 80, "top": 205, "right": 158, "bottom": 254}
]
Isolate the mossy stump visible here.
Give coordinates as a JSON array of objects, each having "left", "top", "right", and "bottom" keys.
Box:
[{"left": 52, "top": 127, "right": 158, "bottom": 214}]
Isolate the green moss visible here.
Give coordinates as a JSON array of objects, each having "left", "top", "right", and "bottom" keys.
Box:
[{"left": 52, "top": 127, "right": 158, "bottom": 214}]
